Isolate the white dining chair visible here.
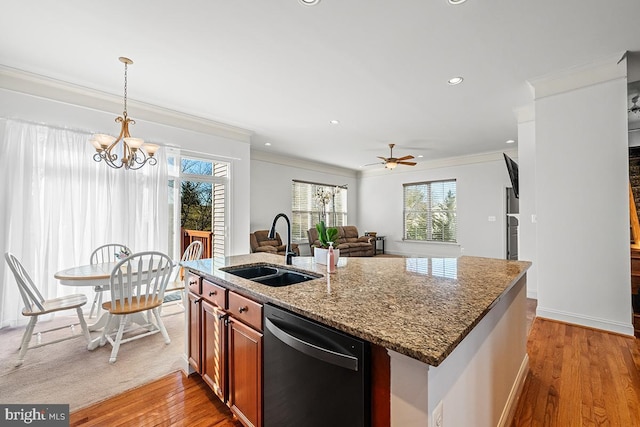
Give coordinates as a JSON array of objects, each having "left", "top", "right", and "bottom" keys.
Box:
[
  {"left": 161, "top": 241, "right": 203, "bottom": 315},
  {"left": 89, "top": 243, "right": 131, "bottom": 319},
  {"left": 4, "top": 252, "right": 92, "bottom": 367},
  {"left": 92, "top": 251, "right": 173, "bottom": 363}
]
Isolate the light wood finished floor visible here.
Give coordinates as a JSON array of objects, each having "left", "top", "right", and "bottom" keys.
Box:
[
  {"left": 69, "top": 372, "right": 242, "bottom": 427},
  {"left": 70, "top": 312, "right": 640, "bottom": 426},
  {"left": 512, "top": 318, "right": 640, "bottom": 426}
]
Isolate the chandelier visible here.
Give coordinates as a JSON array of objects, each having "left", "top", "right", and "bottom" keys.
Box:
[{"left": 89, "top": 57, "right": 159, "bottom": 170}]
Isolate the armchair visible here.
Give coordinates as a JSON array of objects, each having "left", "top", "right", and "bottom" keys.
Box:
[{"left": 250, "top": 230, "right": 300, "bottom": 256}]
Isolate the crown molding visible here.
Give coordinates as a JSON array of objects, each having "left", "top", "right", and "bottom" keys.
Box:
[
  {"left": 250, "top": 149, "right": 358, "bottom": 178},
  {"left": 359, "top": 149, "right": 517, "bottom": 177},
  {"left": 528, "top": 52, "right": 627, "bottom": 100},
  {"left": 0, "top": 65, "right": 253, "bottom": 142}
]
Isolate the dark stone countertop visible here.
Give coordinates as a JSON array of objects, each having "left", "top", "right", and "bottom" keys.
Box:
[{"left": 182, "top": 253, "right": 530, "bottom": 366}]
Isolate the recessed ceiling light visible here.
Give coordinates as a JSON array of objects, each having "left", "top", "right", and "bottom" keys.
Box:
[
  {"left": 506, "top": 139, "right": 515, "bottom": 144},
  {"left": 329, "top": 119, "right": 340, "bottom": 125},
  {"left": 448, "top": 0, "right": 467, "bottom": 4},
  {"left": 299, "top": 0, "right": 321, "bottom": 5},
  {"left": 264, "top": 142, "right": 272, "bottom": 146},
  {"left": 447, "top": 76, "right": 464, "bottom": 85},
  {"left": 418, "top": 155, "right": 424, "bottom": 158}
]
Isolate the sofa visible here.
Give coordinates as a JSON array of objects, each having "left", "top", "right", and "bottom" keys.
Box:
[
  {"left": 307, "top": 225, "right": 375, "bottom": 257},
  {"left": 250, "top": 230, "right": 300, "bottom": 256}
]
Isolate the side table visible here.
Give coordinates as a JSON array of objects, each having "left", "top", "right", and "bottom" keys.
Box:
[{"left": 374, "top": 236, "right": 385, "bottom": 255}]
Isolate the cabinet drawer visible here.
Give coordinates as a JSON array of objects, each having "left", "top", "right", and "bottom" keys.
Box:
[
  {"left": 202, "top": 279, "right": 227, "bottom": 307},
  {"left": 185, "top": 271, "right": 202, "bottom": 294},
  {"left": 228, "top": 292, "right": 263, "bottom": 331}
]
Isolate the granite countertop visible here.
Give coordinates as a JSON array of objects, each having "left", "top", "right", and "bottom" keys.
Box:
[{"left": 182, "top": 253, "right": 530, "bottom": 366}]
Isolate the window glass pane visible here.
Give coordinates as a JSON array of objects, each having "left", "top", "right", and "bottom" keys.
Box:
[
  {"left": 292, "top": 182, "right": 347, "bottom": 241},
  {"left": 403, "top": 179, "right": 456, "bottom": 243},
  {"left": 181, "top": 181, "right": 212, "bottom": 231},
  {"left": 181, "top": 158, "right": 213, "bottom": 176}
]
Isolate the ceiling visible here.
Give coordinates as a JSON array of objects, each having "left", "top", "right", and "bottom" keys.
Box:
[{"left": 2, "top": 0, "right": 640, "bottom": 170}]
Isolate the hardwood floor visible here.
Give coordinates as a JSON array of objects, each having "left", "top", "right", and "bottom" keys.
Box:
[
  {"left": 69, "top": 372, "right": 243, "bottom": 427},
  {"left": 70, "top": 310, "right": 640, "bottom": 426},
  {"left": 512, "top": 318, "right": 640, "bottom": 426}
]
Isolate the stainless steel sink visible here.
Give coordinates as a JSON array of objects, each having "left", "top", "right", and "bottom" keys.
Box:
[{"left": 221, "top": 263, "right": 321, "bottom": 287}]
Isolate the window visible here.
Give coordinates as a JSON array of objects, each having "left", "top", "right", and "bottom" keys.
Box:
[
  {"left": 403, "top": 179, "right": 457, "bottom": 242},
  {"left": 167, "top": 152, "right": 229, "bottom": 259},
  {"left": 291, "top": 181, "right": 347, "bottom": 241}
]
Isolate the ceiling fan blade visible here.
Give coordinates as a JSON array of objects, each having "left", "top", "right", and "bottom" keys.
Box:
[
  {"left": 377, "top": 156, "right": 388, "bottom": 161},
  {"left": 396, "top": 155, "right": 414, "bottom": 161},
  {"left": 398, "top": 161, "right": 417, "bottom": 166},
  {"left": 363, "top": 161, "right": 385, "bottom": 166}
]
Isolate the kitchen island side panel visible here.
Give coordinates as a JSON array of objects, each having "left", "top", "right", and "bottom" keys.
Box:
[{"left": 390, "top": 275, "right": 528, "bottom": 427}]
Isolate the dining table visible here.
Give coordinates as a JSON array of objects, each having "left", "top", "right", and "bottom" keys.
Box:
[
  {"left": 54, "top": 261, "right": 158, "bottom": 333},
  {"left": 55, "top": 262, "right": 119, "bottom": 331}
]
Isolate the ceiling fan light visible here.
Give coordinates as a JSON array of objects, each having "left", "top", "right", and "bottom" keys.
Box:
[{"left": 386, "top": 161, "right": 398, "bottom": 169}]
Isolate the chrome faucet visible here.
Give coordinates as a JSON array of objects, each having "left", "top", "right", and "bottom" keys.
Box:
[{"left": 268, "top": 213, "right": 296, "bottom": 265}]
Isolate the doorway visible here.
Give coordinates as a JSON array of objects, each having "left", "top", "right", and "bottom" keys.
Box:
[
  {"left": 168, "top": 154, "right": 229, "bottom": 260},
  {"left": 506, "top": 187, "right": 519, "bottom": 260}
]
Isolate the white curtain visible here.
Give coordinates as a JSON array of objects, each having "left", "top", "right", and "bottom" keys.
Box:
[{"left": 0, "top": 119, "right": 168, "bottom": 328}]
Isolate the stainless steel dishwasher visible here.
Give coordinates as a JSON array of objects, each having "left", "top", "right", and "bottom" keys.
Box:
[{"left": 263, "top": 303, "right": 370, "bottom": 427}]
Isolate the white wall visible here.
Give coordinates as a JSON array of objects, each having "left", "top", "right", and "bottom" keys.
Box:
[
  {"left": 533, "top": 68, "right": 632, "bottom": 334},
  {"left": 250, "top": 151, "right": 358, "bottom": 256},
  {"left": 358, "top": 153, "right": 514, "bottom": 259},
  {"left": 0, "top": 88, "right": 252, "bottom": 255}
]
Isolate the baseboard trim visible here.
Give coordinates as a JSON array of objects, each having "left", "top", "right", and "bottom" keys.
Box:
[
  {"left": 537, "top": 306, "right": 634, "bottom": 336},
  {"left": 498, "top": 354, "right": 529, "bottom": 427}
]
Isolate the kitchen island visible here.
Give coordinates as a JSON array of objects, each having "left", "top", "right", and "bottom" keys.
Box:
[{"left": 183, "top": 253, "right": 530, "bottom": 427}]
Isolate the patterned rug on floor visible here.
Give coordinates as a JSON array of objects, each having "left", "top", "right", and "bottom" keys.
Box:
[{"left": 0, "top": 307, "right": 186, "bottom": 411}]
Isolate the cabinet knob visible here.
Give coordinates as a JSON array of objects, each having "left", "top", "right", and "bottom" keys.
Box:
[
  {"left": 209, "top": 290, "right": 217, "bottom": 296},
  {"left": 189, "top": 280, "right": 198, "bottom": 286},
  {"left": 238, "top": 306, "right": 248, "bottom": 313}
]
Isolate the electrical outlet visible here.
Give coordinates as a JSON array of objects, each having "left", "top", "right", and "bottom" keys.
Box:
[{"left": 432, "top": 400, "right": 443, "bottom": 427}]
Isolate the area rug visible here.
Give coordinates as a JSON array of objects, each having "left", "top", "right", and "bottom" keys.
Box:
[{"left": 0, "top": 308, "right": 185, "bottom": 411}]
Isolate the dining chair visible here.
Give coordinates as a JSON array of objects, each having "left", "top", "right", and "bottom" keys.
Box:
[
  {"left": 89, "top": 243, "right": 132, "bottom": 319},
  {"left": 4, "top": 252, "right": 92, "bottom": 367},
  {"left": 92, "top": 251, "right": 173, "bottom": 363},
  {"left": 162, "top": 241, "right": 204, "bottom": 314}
]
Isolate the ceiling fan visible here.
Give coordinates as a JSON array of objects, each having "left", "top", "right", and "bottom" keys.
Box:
[{"left": 371, "top": 144, "right": 416, "bottom": 169}]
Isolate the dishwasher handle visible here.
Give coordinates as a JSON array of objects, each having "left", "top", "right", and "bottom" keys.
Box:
[{"left": 265, "top": 317, "right": 359, "bottom": 371}]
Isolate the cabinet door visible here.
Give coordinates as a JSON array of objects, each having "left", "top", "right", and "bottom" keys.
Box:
[
  {"left": 228, "top": 319, "right": 263, "bottom": 427},
  {"left": 187, "top": 291, "right": 202, "bottom": 373},
  {"left": 202, "top": 300, "right": 227, "bottom": 402}
]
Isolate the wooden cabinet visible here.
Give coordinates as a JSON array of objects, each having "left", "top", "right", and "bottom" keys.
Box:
[
  {"left": 186, "top": 270, "right": 263, "bottom": 427},
  {"left": 631, "top": 248, "right": 640, "bottom": 338},
  {"left": 202, "top": 299, "right": 227, "bottom": 401},
  {"left": 187, "top": 272, "right": 203, "bottom": 372},
  {"left": 227, "top": 292, "right": 263, "bottom": 427}
]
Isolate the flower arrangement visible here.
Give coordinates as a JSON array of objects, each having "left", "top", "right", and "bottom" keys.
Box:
[
  {"left": 115, "top": 248, "right": 131, "bottom": 260},
  {"left": 314, "top": 186, "right": 342, "bottom": 223},
  {"left": 315, "top": 221, "right": 338, "bottom": 249}
]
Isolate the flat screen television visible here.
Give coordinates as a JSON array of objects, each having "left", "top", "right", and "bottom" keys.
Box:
[{"left": 503, "top": 153, "right": 519, "bottom": 198}]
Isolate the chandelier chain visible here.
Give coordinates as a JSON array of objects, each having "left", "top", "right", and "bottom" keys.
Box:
[{"left": 123, "top": 61, "right": 128, "bottom": 116}]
